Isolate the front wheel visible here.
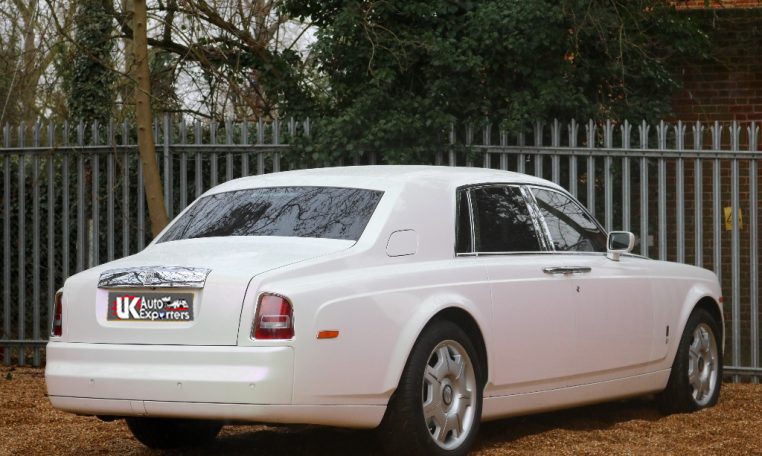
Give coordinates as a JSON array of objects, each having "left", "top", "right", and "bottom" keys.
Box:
[
  {"left": 125, "top": 417, "right": 223, "bottom": 449},
  {"left": 659, "top": 308, "right": 722, "bottom": 413},
  {"left": 379, "top": 320, "right": 483, "bottom": 456}
]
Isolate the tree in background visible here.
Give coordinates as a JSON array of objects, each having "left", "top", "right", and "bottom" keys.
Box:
[
  {"left": 65, "top": 0, "right": 117, "bottom": 122},
  {"left": 134, "top": 0, "right": 169, "bottom": 235},
  {"left": 0, "top": 0, "right": 74, "bottom": 125},
  {"left": 282, "top": 0, "right": 710, "bottom": 163},
  {"left": 105, "top": 0, "right": 313, "bottom": 120}
]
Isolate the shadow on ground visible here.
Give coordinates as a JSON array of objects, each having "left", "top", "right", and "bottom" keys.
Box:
[{"left": 146, "top": 396, "right": 664, "bottom": 456}]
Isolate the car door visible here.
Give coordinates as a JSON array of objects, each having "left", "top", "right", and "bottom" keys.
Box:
[
  {"left": 528, "top": 186, "right": 657, "bottom": 379},
  {"left": 458, "top": 185, "right": 578, "bottom": 394}
]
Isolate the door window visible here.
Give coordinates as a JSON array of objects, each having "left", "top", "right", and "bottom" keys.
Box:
[
  {"left": 471, "top": 186, "right": 542, "bottom": 253},
  {"left": 531, "top": 188, "right": 606, "bottom": 252}
]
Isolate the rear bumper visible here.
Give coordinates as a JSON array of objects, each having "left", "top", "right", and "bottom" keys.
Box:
[
  {"left": 45, "top": 342, "right": 385, "bottom": 428},
  {"left": 46, "top": 342, "right": 294, "bottom": 404},
  {"left": 47, "top": 396, "right": 385, "bottom": 428}
]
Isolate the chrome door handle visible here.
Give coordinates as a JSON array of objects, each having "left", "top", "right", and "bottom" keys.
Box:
[{"left": 542, "top": 266, "right": 592, "bottom": 275}]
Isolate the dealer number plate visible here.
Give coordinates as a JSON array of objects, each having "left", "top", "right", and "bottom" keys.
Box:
[{"left": 107, "top": 292, "right": 194, "bottom": 322}]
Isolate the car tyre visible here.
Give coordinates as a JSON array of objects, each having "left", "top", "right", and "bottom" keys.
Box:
[
  {"left": 378, "top": 320, "right": 483, "bottom": 456},
  {"left": 658, "top": 308, "right": 722, "bottom": 413},
  {"left": 125, "top": 417, "right": 223, "bottom": 449}
]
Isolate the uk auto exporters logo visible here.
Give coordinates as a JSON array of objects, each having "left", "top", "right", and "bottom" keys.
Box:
[{"left": 107, "top": 292, "right": 194, "bottom": 321}]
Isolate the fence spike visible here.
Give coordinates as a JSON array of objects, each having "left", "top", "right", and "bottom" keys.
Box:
[
  {"left": 604, "top": 119, "right": 614, "bottom": 149},
  {"left": 91, "top": 119, "right": 100, "bottom": 145},
  {"left": 288, "top": 117, "right": 296, "bottom": 138},
  {"left": 657, "top": 120, "right": 669, "bottom": 150},
  {"left": 273, "top": 118, "right": 281, "bottom": 146},
  {"left": 33, "top": 121, "right": 41, "bottom": 148},
  {"left": 18, "top": 121, "right": 27, "bottom": 148},
  {"left": 551, "top": 119, "right": 561, "bottom": 147},
  {"left": 621, "top": 120, "right": 632, "bottom": 149},
  {"left": 483, "top": 121, "right": 492, "bottom": 146},
  {"left": 47, "top": 121, "right": 54, "bottom": 148},
  {"left": 585, "top": 119, "right": 596, "bottom": 148},
  {"left": 638, "top": 120, "right": 649, "bottom": 149},
  {"left": 749, "top": 121, "right": 759, "bottom": 152},
  {"left": 693, "top": 121, "right": 703, "bottom": 150},
  {"left": 711, "top": 121, "right": 722, "bottom": 151},
  {"left": 533, "top": 121, "right": 544, "bottom": 147},
  {"left": 731, "top": 120, "right": 741, "bottom": 151},
  {"left": 499, "top": 126, "right": 507, "bottom": 147},
  {"left": 76, "top": 120, "right": 84, "bottom": 146},
  {"left": 568, "top": 119, "right": 579, "bottom": 148},
  {"left": 675, "top": 121, "right": 686, "bottom": 151},
  {"left": 225, "top": 117, "right": 234, "bottom": 144}
]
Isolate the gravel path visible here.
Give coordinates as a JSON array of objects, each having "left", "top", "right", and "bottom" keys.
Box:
[{"left": 1, "top": 367, "right": 760, "bottom": 455}]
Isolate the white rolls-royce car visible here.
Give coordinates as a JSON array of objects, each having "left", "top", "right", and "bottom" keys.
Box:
[{"left": 46, "top": 166, "right": 723, "bottom": 455}]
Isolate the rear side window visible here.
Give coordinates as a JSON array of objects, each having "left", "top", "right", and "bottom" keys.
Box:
[
  {"left": 471, "top": 186, "right": 542, "bottom": 253},
  {"left": 531, "top": 188, "right": 606, "bottom": 252},
  {"left": 160, "top": 187, "right": 383, "bottom": 242},
  {"left": 455, "top": 190, "right": 472, "bottom": 254}
]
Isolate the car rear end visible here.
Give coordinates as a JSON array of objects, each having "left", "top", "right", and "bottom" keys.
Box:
[{"left": 45, "top": 183, "right": 386, "bottom": 427}]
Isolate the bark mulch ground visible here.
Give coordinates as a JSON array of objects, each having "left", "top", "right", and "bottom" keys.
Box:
[{"left": 1, "top": 366, "right": 760, "bottom": 455}]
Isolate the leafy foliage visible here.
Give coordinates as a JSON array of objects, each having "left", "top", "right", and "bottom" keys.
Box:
[
  {"left": 282, "top": 0, "right": 709, "bottom": 163},
  {"left": 65, "top": 0, "right": 117, "bottom": 122}
]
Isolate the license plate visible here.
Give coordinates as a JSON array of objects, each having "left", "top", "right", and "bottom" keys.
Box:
[{"left": 107, "top": 292, "right": 194, "bottom": 322}]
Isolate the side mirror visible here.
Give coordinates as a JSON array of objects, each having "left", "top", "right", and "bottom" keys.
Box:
[{"left": 606, "top": 231, "right": 635, "bottom": 261}]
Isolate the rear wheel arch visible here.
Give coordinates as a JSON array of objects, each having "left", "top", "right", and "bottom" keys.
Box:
[
  {"left": 425, "top": 307, "right": 489, "bottom": 387},
  {"left": 386, "top": 306, "right": 489, "bottom": 400},
  {"left": 382, "top": 301, "right": 490, "bottom": 399}
]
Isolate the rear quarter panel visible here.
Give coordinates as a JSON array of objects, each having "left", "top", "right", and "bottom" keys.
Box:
[{"left": 260, "top": 260, "right": 492, "bottom": 405}]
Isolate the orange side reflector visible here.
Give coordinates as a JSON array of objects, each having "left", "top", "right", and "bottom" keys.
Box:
[
  {"left": 719, "top": 296, "right": 724, "bottom": 304},
  {"left": 317, "top": 330, "right": 340, "bottom": 339}
]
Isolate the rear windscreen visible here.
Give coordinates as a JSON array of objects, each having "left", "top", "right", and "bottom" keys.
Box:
[{"left": 159, "top": 186, "right": 384, "bottom": 242}]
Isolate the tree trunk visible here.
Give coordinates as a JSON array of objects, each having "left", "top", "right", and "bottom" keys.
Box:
[{"left": 133, "top": 0, "right": 169, "bottom": 237}]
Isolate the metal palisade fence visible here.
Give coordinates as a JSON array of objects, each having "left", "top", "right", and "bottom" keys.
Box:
[{"left": 0, "top": 115, "right": 760, "bottom": 380}]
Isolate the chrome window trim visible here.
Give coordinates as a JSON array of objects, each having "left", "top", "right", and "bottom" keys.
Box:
[{"left": 466, "top": 189, "right": 476, "bottom": 253}]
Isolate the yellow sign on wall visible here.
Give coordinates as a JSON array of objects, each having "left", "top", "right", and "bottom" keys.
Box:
[{"left": 724, "top": 207, "right": 744, "bottom": 231}]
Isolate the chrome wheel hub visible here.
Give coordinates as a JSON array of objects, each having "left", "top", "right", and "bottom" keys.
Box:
[
  {"left": 442, "top": 384, "right": 453, "bottom": 406},
  {"left": 688, "top": 323, "right": 719, "bottom": 406},
  {"left": 422, "top": 340, "right": 476, "bottom": 450}
]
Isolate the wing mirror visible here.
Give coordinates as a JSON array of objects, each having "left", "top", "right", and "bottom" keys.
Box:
[{"left": 606, "top": 231, "right": 635, "bottom": 261}]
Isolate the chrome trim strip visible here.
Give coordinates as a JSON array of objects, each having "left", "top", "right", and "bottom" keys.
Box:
[
  {"left": 97, "top": 266, "right": 211, "bottom": 289},
  {"left": 542, "top": 266, "right": 592, "bottom": 275}
]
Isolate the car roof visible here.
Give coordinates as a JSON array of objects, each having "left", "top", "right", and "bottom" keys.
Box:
[{"left": 206, "top": 165, "right": 565, "bottom": 195}]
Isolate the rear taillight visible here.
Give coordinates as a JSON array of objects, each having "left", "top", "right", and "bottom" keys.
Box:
[
  {"left": 51, "top": 289, "right": 63, "bottom": 337},
  {"left": 252, "top": 294, "right": 294, "bottom": 340}
]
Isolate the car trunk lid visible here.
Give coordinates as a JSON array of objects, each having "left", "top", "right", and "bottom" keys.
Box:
[{"left": 63, "top": 237, "right": 352, "bottom": 345}]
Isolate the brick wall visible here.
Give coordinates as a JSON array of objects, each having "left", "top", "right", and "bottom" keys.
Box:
[{"left": 671, "top": 9, "right": 762, "bottom": 122}]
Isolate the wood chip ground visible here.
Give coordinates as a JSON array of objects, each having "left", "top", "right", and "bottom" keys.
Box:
[{"left": 2, "top": 367, "right": 760, "bottom": 455}]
